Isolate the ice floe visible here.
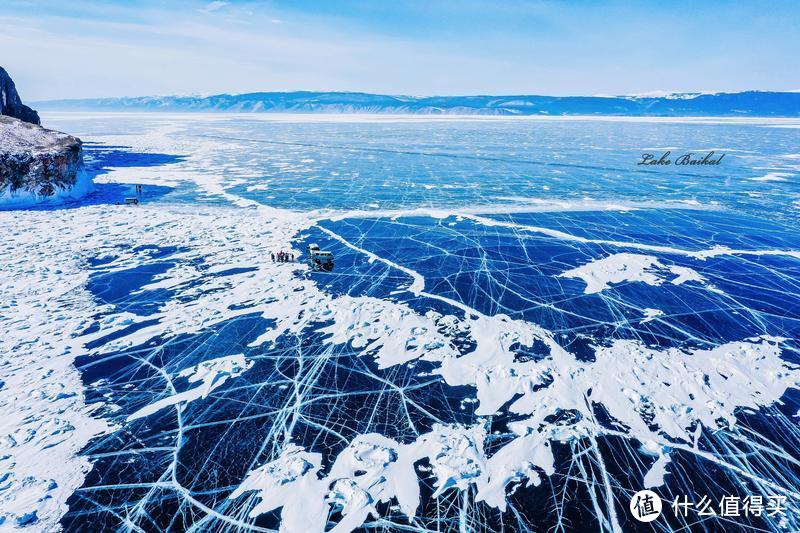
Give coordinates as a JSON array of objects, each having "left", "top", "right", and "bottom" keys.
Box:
[{"left": 230, "top": 329, "right": 798, "bottom": 531}]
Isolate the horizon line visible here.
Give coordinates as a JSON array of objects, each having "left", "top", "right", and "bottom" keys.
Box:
[{"left": 31, "top": 89, "right": 800, "bottom": 104}]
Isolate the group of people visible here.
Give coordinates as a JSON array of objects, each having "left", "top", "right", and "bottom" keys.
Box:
[{"left": 272, "top": 251, "right": 294, "bottom": 263}]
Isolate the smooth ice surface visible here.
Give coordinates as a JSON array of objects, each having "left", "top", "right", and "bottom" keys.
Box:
[{"left": 2, "top": 113, "right": 800, "bottom": 531}]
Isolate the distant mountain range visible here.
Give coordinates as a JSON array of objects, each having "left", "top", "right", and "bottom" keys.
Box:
[{"left": 34, "top": 91, "right": 800, "bottom": 116}]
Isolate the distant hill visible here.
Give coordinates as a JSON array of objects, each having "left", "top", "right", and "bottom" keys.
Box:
[{"left": 34, "top": 91, "right": 800, "bottom": 117}]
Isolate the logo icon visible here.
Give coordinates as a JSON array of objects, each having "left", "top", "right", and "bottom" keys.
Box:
[{"left": 630, "top": 490, "right": 662, "bottom": 522}]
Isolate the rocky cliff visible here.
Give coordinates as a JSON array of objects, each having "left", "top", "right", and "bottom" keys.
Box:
[
  {"left": 0, "top": 115, "right": 89, "bottom": 206},
  {"left": 0, "top": 67, "right": 40, "bottom": 125},
  {"left": 0, "top": 67, "right": 89, "bottom": 207}
]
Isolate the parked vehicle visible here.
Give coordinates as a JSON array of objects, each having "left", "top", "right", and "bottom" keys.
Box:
[{"left": 306, "top": 243, "right": 334, "bottom": 271}]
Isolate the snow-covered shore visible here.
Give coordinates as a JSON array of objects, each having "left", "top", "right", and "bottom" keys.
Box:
[{"left": 0, "top": 116, "right": 91, "bottom": 210}]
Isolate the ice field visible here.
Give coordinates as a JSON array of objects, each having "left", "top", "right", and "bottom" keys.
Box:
[{"left": 1, "top": 113, "right": 800, "bottom": 531}]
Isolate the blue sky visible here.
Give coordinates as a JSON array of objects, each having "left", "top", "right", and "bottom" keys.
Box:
[{"left": 2, "top": 0, "right": 799, "bottom": 100}]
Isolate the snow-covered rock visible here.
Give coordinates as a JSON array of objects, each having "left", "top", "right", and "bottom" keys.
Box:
[{"left": 0, "top": 115, "right": 91, "bottom": 207}]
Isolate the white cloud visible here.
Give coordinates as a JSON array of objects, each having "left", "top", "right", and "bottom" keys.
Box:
[{"left": 201, "top": 1, "right": 229, "bottom": 13}]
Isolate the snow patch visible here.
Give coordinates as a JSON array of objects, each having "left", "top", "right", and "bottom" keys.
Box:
[
  {"left": 750, "top": 172, "right": 792, "bottom": 182},
  {"left": 641, "top": 308, "right": 664, "bottom": 323},
  {"left": 559, "top": 253, "right": 710, "bottom": 294},
  {"left": 127, "top": 354, "right": 253, "bottom": 422}
]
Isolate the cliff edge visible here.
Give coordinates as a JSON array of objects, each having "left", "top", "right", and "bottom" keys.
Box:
[
  {"left": 0, "top": 115, "right": 90, "bottom": 207},
  {"left": 0, "top": 67, "right": 90, "bottom": 207},
  {"left": 1, "top": 67, "right": 40, "bottom": 125}
]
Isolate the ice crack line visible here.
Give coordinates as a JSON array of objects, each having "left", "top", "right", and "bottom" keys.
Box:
[
  {"left": 317, "top": 225, "right": 485, "bottom": 320},
  {"left": 462, "top": 213, "right": 800, "bottom": 261}
]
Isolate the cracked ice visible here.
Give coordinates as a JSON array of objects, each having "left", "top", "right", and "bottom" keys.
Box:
[{"left": 2, "top": 113, "right": 800, "bottom": 531}]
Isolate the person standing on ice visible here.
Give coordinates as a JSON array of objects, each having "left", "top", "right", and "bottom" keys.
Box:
[{"left": 271, "top": 252, "right": 275, "bottom": 262}]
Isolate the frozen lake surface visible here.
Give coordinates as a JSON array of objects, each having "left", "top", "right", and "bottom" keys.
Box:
[{"left": 1, "top": 113, "right": 800, "bottom": 531}]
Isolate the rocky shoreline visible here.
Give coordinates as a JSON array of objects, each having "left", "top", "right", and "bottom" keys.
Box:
[
  {"left": 1, "top": 67, "right": 90, "bottom": 207},
  {"left": 0, "top": 116, "right": 89, "bottom": 206}
]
